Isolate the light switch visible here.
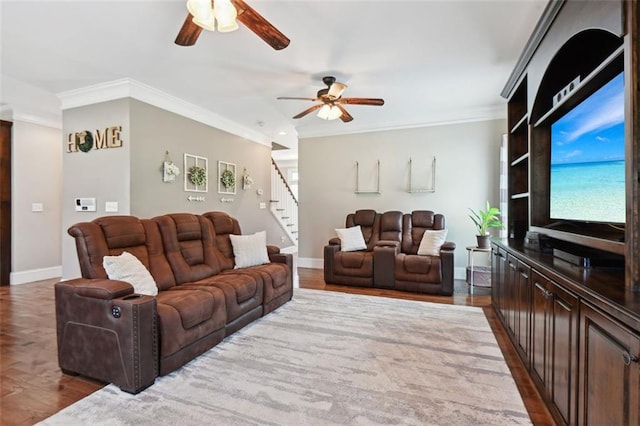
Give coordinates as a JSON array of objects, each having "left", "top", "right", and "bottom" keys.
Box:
[
  {"left": 259, "top": 202, "right": 266, "bottom": 209},
  {"left": 32, "top": 203, "right": 43, "bottom": 212},
  {"left": 105, "top": 201, "right": 119, "bottom": 213}
]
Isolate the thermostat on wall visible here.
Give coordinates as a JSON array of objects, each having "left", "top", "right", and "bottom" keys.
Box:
[{"left": 75, "top": 198, "right": 96, "bottom": 212}]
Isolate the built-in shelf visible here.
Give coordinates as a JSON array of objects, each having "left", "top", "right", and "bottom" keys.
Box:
[
  {"left": 355, "top": 160, "right": 381, "bottom": 195},
  {"left": 510, "top": 114, "right": 528, "bottom": 134},
  {"left": 511, "top": 153, "right": 530, "bottom": 167}
]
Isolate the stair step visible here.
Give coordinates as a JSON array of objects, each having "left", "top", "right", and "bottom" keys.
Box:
[
  {"left": 291, "top": 231, "right": 298, "bottom": 234},
  {"left": 281, "top": 216, "right": 290, "bottom": 219},
  {"left": 276, "top": 209, "right": 285, "bottom": 212},
  {"left": 286, "top": 224, "right": 294, "bottom": 227},
  {"left": 269, "top": 200, "right": 279, "bottom": 203}
]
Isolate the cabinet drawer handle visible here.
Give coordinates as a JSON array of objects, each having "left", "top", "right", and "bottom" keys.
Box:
[
  {"left": 543, "top": 289, "right": 554, "bottom": 299},
  {"left": 622, "top": 352, "right": 640, "bottom": 366}
]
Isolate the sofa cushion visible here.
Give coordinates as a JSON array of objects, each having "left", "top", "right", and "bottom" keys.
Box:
[
  {"left": 156, "top": 288, "right": 226, "bottom": 358},
  {"left": 396, "top": 254, "right": 442, "bottom": 282},
  {"left": 229, "top": 231, "right": 270, "bottom": 268},
  {"left": 417, "top": 229, "right": 448, "bottom": 256},
  {"left": 335, "top": 226, "right": 367, "bottom": 252},
  {"left": 102, "top": 251, "right": 158, "bottom": 296}
]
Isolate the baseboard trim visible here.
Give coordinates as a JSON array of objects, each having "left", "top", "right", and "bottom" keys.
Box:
[
  {"left": 298, "top": 257, "right": 323, "bottom": 269},
  {"left": 280, "top": 245, "right": 298, "bottom": 254},
  {"left": 10, "top": 266, "right": 62, "bottom": 285}
]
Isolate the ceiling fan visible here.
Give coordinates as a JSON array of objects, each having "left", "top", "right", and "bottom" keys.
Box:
[
  {"left": 278, "top": 76, "right": 384, "bottom": 122},
  {"left": 174, "top": 0, "right": 290, "bottom": 50}
]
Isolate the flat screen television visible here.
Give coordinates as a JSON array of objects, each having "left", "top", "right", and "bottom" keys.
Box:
[{"left": 549, "top": 71, "right": 625, "bottom": 226}]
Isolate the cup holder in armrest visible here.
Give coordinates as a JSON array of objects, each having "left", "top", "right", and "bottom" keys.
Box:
[{"left": 123, "top": 294, "right": 142, "bottom": 300}]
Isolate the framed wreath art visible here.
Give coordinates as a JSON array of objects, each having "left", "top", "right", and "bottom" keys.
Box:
[
  {"left": 184, "top": 153, "right": 208, "bottom": 193},
  {"left": 218, "top": 161, "right": 236, "bottom": 194}
]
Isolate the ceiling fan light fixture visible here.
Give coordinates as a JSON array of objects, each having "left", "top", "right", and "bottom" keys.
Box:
[
  {"left": 192, "top": 13, "right": 216, "bottom": 31},
  {"left": 317, "top": 104, "right": 342, "bottom": 120},
  {"left": 214, "top": 0, "right": 239, "bottom": 32},
  {"left": 328, "top": 82, "right": 347, "bottom": 99},
  {"left": 186, "top": 0, "right": 212, "bottom": 21}
]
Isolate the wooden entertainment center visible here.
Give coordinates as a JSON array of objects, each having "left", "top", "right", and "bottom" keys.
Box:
[{"left": 492, "top": 1, "right": 639, "bottom": 424}]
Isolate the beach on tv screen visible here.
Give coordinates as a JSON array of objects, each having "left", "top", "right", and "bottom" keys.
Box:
[{"left": 550, "top": 73, "right": 625, "bottom": 224}]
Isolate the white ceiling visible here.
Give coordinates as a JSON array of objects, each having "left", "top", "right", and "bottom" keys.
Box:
[{"left": 0, "top": 0, "right": 546, "bottom": 154}]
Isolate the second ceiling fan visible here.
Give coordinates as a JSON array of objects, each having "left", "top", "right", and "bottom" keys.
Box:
[
  {"left": 175, "top": 0, "right": 289, "bottom": 50},
  {"left": 278, "top": 76, "right": 385, "bottom": 122}
]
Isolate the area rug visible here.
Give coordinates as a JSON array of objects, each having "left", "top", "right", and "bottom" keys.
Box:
[{"left": 40, "top": 289, "right": 531, "bottom": 425}]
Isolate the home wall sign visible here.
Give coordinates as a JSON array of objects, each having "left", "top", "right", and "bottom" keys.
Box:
[{"left": 66, "top": 126, "right": 123, "bottom": 153}]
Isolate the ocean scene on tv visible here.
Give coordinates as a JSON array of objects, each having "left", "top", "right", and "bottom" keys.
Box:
[{"left": 550, "top": 72, "right": 625, "bottom": 223}]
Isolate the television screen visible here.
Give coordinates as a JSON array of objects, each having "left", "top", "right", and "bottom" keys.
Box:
[{"left": 550, "top": 72, "right": 625, "bottom": 224}]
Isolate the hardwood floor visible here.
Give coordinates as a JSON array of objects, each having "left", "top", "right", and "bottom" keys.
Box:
[{"left": 0, "top": 269, "right": 554, "bottom": 425}]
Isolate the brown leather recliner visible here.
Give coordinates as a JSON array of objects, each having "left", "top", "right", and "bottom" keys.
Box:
[
  {"left": 394, "top": 211, "right": 456, "bottom": 295},
  {"left": 57, "top": 212, "right": 293, "bottom": 394},
  {"left": 324, "top": 209, "right": 380, "bottom": 286},
  {"left": 324, "top": 210, "right": 456, "bottom": 295},
  {"left": 60, "top": 216, "right": 227, "bottom": 392}
]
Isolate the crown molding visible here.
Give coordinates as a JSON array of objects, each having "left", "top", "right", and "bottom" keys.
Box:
[
  {"left": 0, "top": 105, "right": 62, "bottom": 129},
  {"left": 57, "top": 78, "right": 271, "bottom": 146},
  {"left": 297, "top": 105, "right": 507, "bottom": 139}
]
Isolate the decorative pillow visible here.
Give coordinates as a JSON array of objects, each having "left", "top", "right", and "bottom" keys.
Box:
[
  {"left": 417, "top": 229, "right": 448, "bottom": 256},
  {"left": 335, "top": 225, "right": 367, "bottom": 252},
  {"left": 229, "top": 231, "right": 270, "bottom": 269},
  {"left": 102, "top": 251, "right": 158, "bottom": 296}
]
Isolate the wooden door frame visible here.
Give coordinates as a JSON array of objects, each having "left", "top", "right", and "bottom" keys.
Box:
[{"left": 1, "top": 120, "right": 12, "bottom": 285}]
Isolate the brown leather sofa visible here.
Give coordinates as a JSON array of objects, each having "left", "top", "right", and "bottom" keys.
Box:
[
  {"left": 324, "top": 209, "right": 455, "bottom": 295},
  {"left": 56, "top": 212, "right": 293, "bottom": 394}
]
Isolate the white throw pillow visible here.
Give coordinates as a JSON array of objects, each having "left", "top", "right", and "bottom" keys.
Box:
[
  {"left": 102, "top": 251, "right": 158, "bottom": 296},
  {"left": 335, "top": 225, "right": 367, "bottom": 252},
  {"left": 229, "top": 231, "right": 270, "bottom": 269},
  {"left": 417, "top": 229, "right": 448, "bottom": 256}
]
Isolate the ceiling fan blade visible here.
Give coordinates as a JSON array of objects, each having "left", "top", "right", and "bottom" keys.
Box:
[
  {"left": 231, "top": 0, "right": 290, "bottom": 50},
  {"left": 336, "top": 104, "right": 354, "bottom": 122},
  {"left": 175, "top": 14, "right": 203, "bottom": 46},
  {"left": 277, "top": 97, "right": 317, "bottom": 101},
  {"left": 293, "top": 104, "right": 322, "bottom": 119},
  {"left": 340, "top": 98, "right": 385, "bottom": 106}
]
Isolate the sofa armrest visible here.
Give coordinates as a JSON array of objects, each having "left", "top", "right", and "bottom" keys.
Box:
[
  {"left": 267, "top": 245, "right": 280, "bottom": 255},
  {"left": 373, "top": 243, "right": 399, "bottom": 288},
  {"left": 54, "top": 279, "right": 157, "bottom": 393},
  {"left": 376, "top": 240, "right": 400, "bottom": 250},
  {"left": 324, "top": 244, "right": 341, "bottom": 283},
  {"left": 328, "top": 237, "right": 341, "bottom": 246},
  {"left": 441, "top": 241, "right": 456, "bottom": 251},
  {"left": 439, "top": 246, "right": 455, "bottom": 296},
  {"left": 58, "top": 278, "right": 135, "bottom": 300},
  {"left": 269, "top": 252, "right": 293, "bottom": 272}
]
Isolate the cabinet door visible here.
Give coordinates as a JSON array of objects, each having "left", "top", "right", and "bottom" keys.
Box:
[
  {"left": 491, "top": 246, "right": 507, "bottom": 320},
  {"left": 515, "top": 261, "right": 531, "bottom": 363},
  {"left": 531, "top": 271, "right": 552, "bottom": 389},
  {"left": 506, "top": 254, "right": 519, "bottom": 338},
  {"left": 579, "top": 303, "right": 640, "bottom": 426},
  {"left": 550, "top": 283, "right": 579, "bottom": 426},
  {"left": 531, "top": 271, "right": 579, "bottom": 426}
]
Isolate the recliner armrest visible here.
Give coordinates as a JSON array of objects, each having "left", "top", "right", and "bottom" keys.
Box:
[
  {"left": 441, "top": 241, "right": 456, "bottom": 251},
  {"left": 267, "top": 245, "right": 280, "bottom": 255},
  {"left": 328, "top": 237, "right": 341, "bottom": 246},
  {"left": 376, "top": 240, "right": 400, "bottom": 249},
  {"left": 59, "top": 278, "right": 134, "bottom": 300},
  {"left": 269, "top": 252, "right": 293, "bottom": 271}
]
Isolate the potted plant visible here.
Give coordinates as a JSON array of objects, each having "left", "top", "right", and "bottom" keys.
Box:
[{"left": 469, "top": 201, "right": 503, "bottom": 248}]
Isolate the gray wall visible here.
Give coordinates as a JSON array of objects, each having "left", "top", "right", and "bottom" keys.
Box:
[
  {"left": 62, "top": 98, "right": 288, "bottom": 279},
  {"left": 298, "top": 119, "right": 506, "bottom": 273},
  {"left": 62, "top": 99, "right": 131, "bottom": 279},
  {"left": 11, "top": 120, "right": 63, "bottom": 283}
]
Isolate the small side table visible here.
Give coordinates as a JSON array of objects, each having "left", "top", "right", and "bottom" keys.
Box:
[{"left": 466, "top": 246, "right": 492, "bottom": 294}]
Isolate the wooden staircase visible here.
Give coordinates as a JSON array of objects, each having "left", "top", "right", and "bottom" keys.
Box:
[{"left": 270, "top": 158, "right": 298, "bottom": 245}]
